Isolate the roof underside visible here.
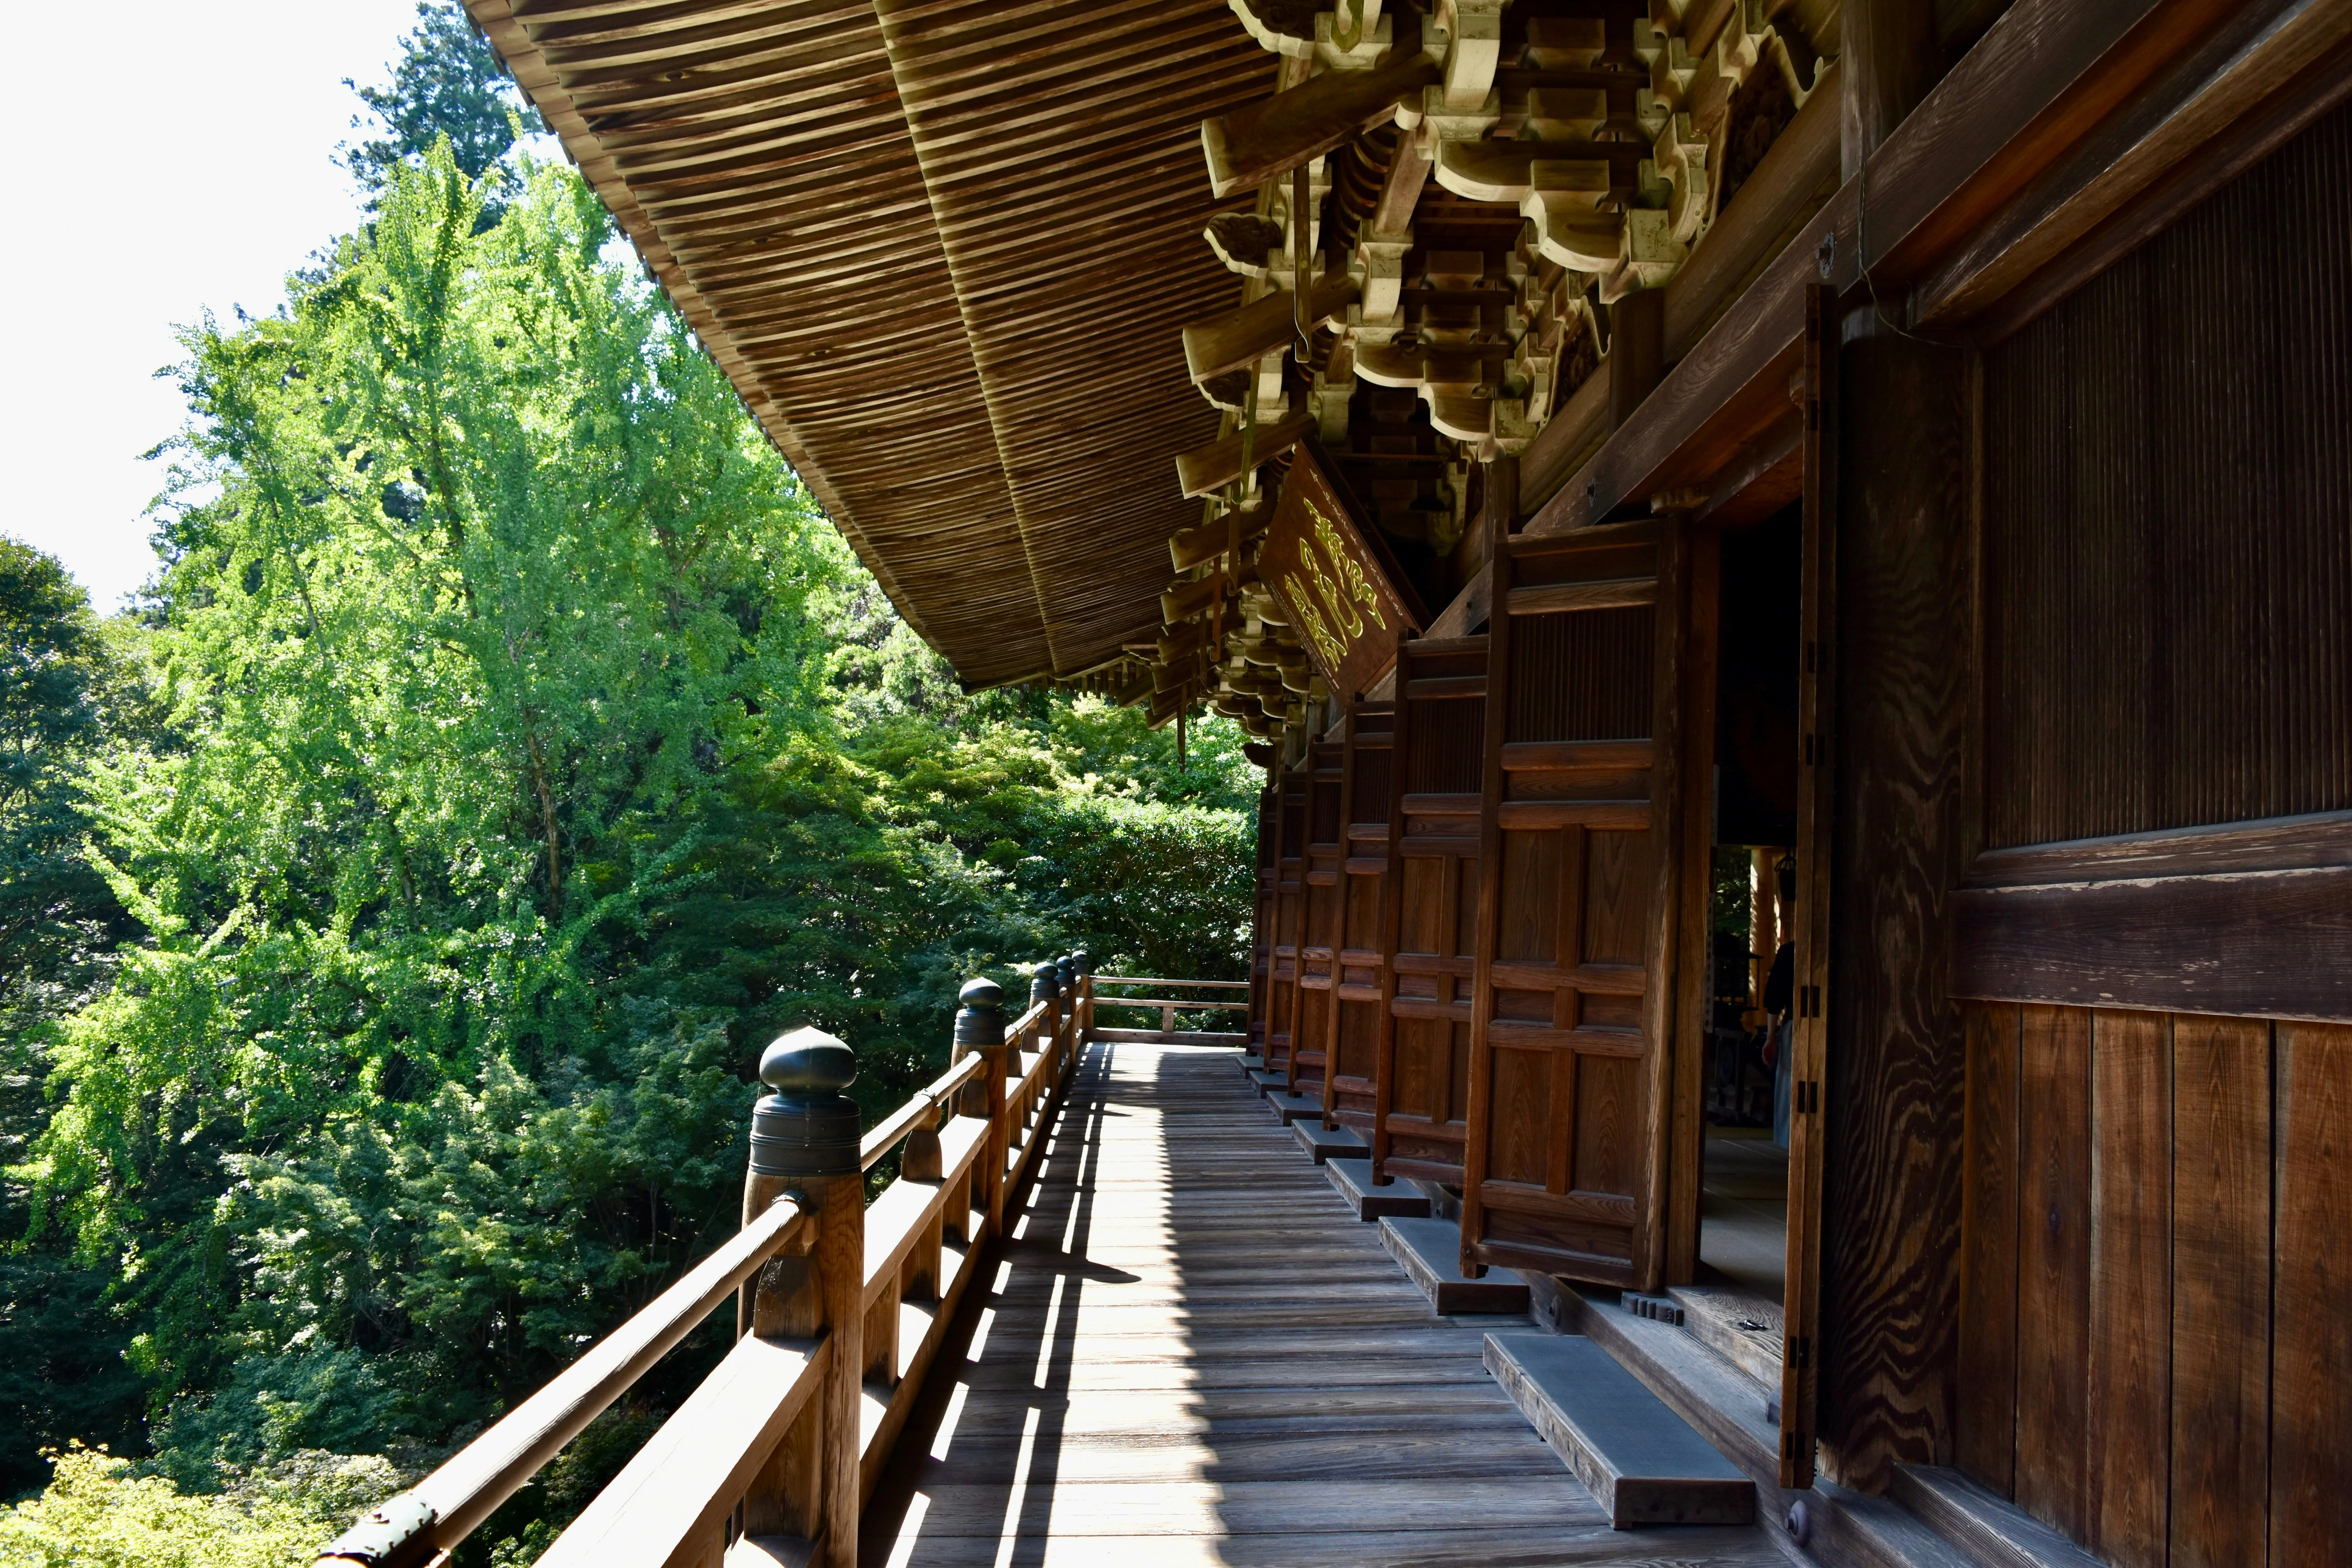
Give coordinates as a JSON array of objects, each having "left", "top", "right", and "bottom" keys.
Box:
[{"left": 469, "top": 0, "right": 1270, "bottom": 688}]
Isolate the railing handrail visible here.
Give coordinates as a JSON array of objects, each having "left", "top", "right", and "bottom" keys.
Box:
[
  {"left": 323, "top": 1195, "right": 808, "bottom": 1561},
  {"left": 859, "top": 1052, "right": 987, "bottom": 1171},
  {"left": 1089, "top": 975, "right": 1249, "bottom": 989},
  {"left": 319, "top": 969, "right": 1115, "bottom": 1568}
]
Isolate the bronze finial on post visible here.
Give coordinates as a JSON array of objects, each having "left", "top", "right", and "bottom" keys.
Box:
[
  {"left": 738, "top": 1027, "right": 863, "bottom": 1568},
  {"left": 958, "top": 977, "right": 1015, "bottom": 1232}
]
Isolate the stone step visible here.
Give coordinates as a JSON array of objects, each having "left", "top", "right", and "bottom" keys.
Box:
[
  {"left": 1291, "top": 1120, "right": 1367, "bottom": 1163},
  {"left": 1378, "top": 1216, "right": 1531, "bottom": 1314},
  {"left": 1325, "top": 1158, "right": 1434, "bottom": 1221},
  {"left": 1264, "top": 1091, "right": 1325, "bottom": 1125},
  {"left": 1485, "top": 1331, "right": 1755, "bottom": 1530},
  {"left": 1244, "top": 1067, "right": 1287, "bottom": 1097}
]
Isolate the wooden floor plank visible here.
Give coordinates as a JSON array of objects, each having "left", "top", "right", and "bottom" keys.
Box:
[{"left": 861, "top": 1042, "right": 1779, "bottom": 1567}]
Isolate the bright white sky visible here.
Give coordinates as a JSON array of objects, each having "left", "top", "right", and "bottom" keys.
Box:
[{"left": 0, "top": 0, "right": 473, "bottom": 613}]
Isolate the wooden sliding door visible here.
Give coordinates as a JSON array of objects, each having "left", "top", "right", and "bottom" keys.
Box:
[
  {"left": 1458, "top": 518, "right": 1688, "bottom": 1292},
  {"left": 1373, "top": 636, "right": 1488, "bottom": 1185},
  {"left": 1290, "top": 740, "right": 1345, "bottom": 1098},
  {"left": 1323, "top": 702, "right": 1394, "bottom": 1134},
  {"left": 1265, "top": 761, "right": 1308, "bottom": 1076}
]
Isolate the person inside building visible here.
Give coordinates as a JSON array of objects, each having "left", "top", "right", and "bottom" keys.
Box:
[{"left": 1763, "top": 857, "right": 1796, "bottom": 1150}]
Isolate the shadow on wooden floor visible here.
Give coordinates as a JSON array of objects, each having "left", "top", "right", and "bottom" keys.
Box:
[{"left": 859, "top": 1042, "right": 1777, "bottom": 1566}]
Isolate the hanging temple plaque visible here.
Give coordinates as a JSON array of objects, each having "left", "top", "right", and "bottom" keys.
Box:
[{"left": 1261, "top": 442, "right": 1425, "bottom": 701}]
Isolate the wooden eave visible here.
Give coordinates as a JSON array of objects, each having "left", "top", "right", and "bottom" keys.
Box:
[{"left": 468, "top": 0, "right": 1268, "bottom": 688}]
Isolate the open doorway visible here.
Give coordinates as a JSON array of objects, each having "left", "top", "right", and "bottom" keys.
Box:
[{"left": 1688, "top": 504, "right": 1801, "bottom": 1345}]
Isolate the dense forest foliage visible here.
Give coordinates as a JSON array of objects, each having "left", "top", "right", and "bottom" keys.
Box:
[{"left": 0, "top": 9, "right": 1253, "bottom": 1561}]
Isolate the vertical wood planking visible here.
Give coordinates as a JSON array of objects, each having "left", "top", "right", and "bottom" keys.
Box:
[
  {"left": 2087, "top": 1009, "right": 2169, "bottom": 1568},
  {"left": 2270, "top": 1023, "right": 2352, "bottom": 1564},
  {"left": 2014, "top": 1004, "right": 2091, "bottom": 1540},
  {"left": 1982, "top": 100, "right": 2352, "bottom": 848},
  {"left": 2169, "top": 1016, "right": 2271, "bottom": 1568},
  {"left": 1955, "top": 1000, "right": 2020, "bottom": 1495}
]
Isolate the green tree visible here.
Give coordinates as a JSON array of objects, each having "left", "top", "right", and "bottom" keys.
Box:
[
  {"left": 7, "top": 134, "right": 1255, "bottom": 1553},
  {"left": 342, "top": 2, "right": 542, "bottom": 201}
]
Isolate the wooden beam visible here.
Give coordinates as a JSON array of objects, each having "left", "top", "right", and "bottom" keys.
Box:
[
  {"left": 1174, "top": 410, "right": 1317, "bottom": 498},
  {"left": 1914, "top": 0, "right": 2352, "bottom": 331},
  {"left": 1169, "top": 501, "right": 1271, "bottom": 571},
  {"left": 1953, "top": 869, "right": 2352, "bottom": 1023},
  {"left": 1203, "top": 53, "right": 1443, "bottom": 198},
  {"left": 1183, "top": 276, "right": 1361, "bottom": 383}
]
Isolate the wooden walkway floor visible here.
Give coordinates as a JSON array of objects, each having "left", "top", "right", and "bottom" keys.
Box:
[{"left": 860, "top": 1040, "right": 1777, "bottom": 1567}]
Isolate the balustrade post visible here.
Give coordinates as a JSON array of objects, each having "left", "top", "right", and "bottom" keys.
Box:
[
  {"left": 739, "top": 1028, "right": 864, "bottom": 1568},
  {"left": 1073, "top": 951, "right": 1093, "bottom": 1062},
  {"left": 956, "top": 978, "right": 1010, "bottom": 1236}
]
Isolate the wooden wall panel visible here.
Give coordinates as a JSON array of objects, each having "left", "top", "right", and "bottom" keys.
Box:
[
  {"left": 1328, "top": 704, "right": 1394, "bottom": 1132},
  {"left": 1982, "top": 99, "right": 2352, "bottom": 849},
  {"left": 2013, "top": 1004, "right": 2090, "bottom": 1541},
  {"left": 1954, "top": 1000, "right": 2020, "bottom": 1492},
  {"left": 1267, "top": 765, "right": 1308, "bottom": 1073},
  {"left": 1374, "top": 637, "right": 1486, "bottom": 1186},
  {"left": 2086, "top": 1009, "right": 2169, "bottom": 1568},
  {"left": 2168, "top": 1016, "right": 2270, "bottom": 1568},
  {"left": 1291, "top": 741, "right": 1345, "bottom": 1096},
  {"left": 2270, "top": 1022, "right": 2352, "bottom": 1564},
  {"left": 1956, "top": 1005, "right": 2352, "bottom": 1565}
]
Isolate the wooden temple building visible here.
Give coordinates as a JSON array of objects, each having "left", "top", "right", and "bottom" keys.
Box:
[{"left": 321, "top": 1, "right": 2352, "bottom": 1564}]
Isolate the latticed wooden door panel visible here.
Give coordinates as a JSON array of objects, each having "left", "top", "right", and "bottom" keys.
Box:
[
  {"left": 1327, "top": 703, "right": 1394, "bottom": 1132},
  {"left": 1463, "top": 520, "right": 1683, "bottom": 1290},
  {"left": 1267, "top": 763, "right": 1309, "bottom": 1073},
  {"left": 1375, "top": 635, "right": 1488, "bottom": 1185},
  {"left": 1291, "top": 740, "right": 1346, "bottom": 1095}
]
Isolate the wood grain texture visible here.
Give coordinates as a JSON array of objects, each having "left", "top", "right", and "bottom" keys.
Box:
[
  {"left": 2086, "top": 1010, "right": 2168, "bottom": 1568},
  {"left": 2270, "top": 1022, "right": 2352, "bottom": 1566},
  {"left": 2014, "top": 1006, "right": 2091, "bottom": 1541},
  {"left": 2168, "top": 1015, "right": 2270, "bottom": 1568},
  {"left": 1813, "top": 327, "right": 1970, "bottom": 1494},
  {"left": 1951, "top": 867, "right": 2352, "bottom": 1023},
  {"left": 1955, "top": 1001, "right": 2020, "bottom": 1495},
  {"left": 1668, "top": 532, "right": 1722, "bottom": 1287}
]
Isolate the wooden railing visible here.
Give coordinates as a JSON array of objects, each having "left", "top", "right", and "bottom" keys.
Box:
[
  {"left": 317, "top": 961, "right": 1093, "bottom": 1568},
  {"left": 1086, "top": 975, "right": 1249, "bottom": 1041}
]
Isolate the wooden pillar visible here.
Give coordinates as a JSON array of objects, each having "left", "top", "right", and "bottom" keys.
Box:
[
  {"left": 1840, "top": 0, "right": 1941, "bottom": 178},
  {"left": 1608, "top": 289, "right": 1666, "bottom": 431},
  {"left": 738, "top": 1028, "right": 866, "bottom": 1568}
]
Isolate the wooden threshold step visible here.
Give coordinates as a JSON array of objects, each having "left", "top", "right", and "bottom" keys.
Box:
[
  {"left": 1379, "top": 1216, "right": 1530, "bottom": 1313},
  {"left": 1325, "top": 1157, "right": 1433, "bottom": 1220},
  {"left": 1890, "top": 1465, "right": 2105, "bottom": 1568},
  {"left": 1292, "top": 1120, "right": 1367, "bottom": 1163},
  {"left": 1485, "top": 1331, "right": 1755, "bottom": 1530}
]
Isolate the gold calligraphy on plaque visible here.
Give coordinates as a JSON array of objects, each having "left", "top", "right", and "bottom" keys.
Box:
[{"left": 1262, "top": 442, "right": 1422, "bottom": 698}]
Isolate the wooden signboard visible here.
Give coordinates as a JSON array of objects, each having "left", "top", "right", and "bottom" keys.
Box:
[{"left": 1260, "top": 442, "right": 1426, "bottom": 701}]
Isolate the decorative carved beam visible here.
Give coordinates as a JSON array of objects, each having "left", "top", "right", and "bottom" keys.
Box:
[
  {"left": 1175, "top": 411, "right": 1318, "bottom": 497},
  {"left": 1183, "top": 276, "right": 1363, "bottom": 383},
  {"left": 1203, "top": 53, "right": 1443, "bottom": 197}
]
